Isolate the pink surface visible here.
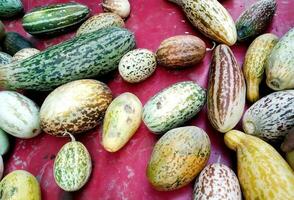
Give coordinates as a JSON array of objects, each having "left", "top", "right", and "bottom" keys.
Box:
[{"left": 1, "top": 0, "right": 293, "bottom": 200}]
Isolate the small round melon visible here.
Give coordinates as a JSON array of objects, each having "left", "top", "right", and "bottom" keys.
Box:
[
  {"left": 54, "top": 139, "right": 92, "bottom": 191},
  {"left": 119, "top": 49, "right": 157, "bottom": 83}
]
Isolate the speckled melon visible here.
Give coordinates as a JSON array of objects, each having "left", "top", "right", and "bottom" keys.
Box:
[
  {"left": 118, "top": 49, "right": 157, "bottom": 83},
  {"left": 266, "top": 28, "right": 294, "bottom": 90},
  {"left": 76, "top": 13, "right": 124, "bottom": 36},
  {"left": 0, "top": 52, "right": 12, "bottom": 65},
  {"left": 156, "top": 35, "right": 206, "bottom": 68},
  {"left": 243, "top": 90, "right": 294, "bottom": 142},
  {"left": 0, "top": 170, "right": 41, "bottom": 200},
  {"left": 147, "top": 126, "right": 211, "bottom": 191},
  {"left": 11, "top": 48, "right": 40, "bottom": 63},
  {"left": 143, "top": 81, "right": 206, "bottom": 134},
  {"left": 40, "top": 79, "right": 112, "bottom": 136},
  {"left": 0, "top": 91, "right": 41, "bottom": 139},
  {"left": 54, "top": 135, "right": 92, "bottom": 191},
  {"left": 102, "top": 92, "right": 142, "bottom": 152},
  {"left": 193, "top": 163, "right": 242, "bottom": 200},
  {"left": 224, "top": 130, "right": 294, "bottom": 200}
]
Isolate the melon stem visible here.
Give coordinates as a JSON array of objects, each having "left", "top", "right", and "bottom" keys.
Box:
[
  {"left": 63, "top": 131, "right": 76, "bottom": 142},
  {"left": 243, "top": 121, "right": 256, "bottom": 135}
]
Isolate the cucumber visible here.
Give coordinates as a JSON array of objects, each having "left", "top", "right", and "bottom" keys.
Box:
[
  {"left": 0, "top": 27, "right": 135, "bottom": 91},
  {"left": 0, "top": 0, "right": 23, "bottom": 18},
  {"left": 22, "top": 2, "right": 90, "bottom": 36},
  {"left": 0, "top": 52, "right": 12, "bottom": 64},
  {"left": 1, "top": 32, "right": 34, "bottom": 55}
]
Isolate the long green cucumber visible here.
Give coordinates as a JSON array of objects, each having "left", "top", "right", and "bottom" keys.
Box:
[
  {"left": 22, "top": 2, "right": 90, "bottom": 36},
  {"left": 0, "top": 27, "right": 136, "bottom": 91}
]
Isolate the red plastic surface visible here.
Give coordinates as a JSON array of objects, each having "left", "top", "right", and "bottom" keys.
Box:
[{"left": 1, "top": 0, "right": 293, "bottom": 199}]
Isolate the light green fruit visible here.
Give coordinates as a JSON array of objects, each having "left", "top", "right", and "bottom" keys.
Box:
[
  {"left": 102, "top": 92, "right": 142, "bottom": 152},
  {"left": 266, "top": 28, "right": 294, "bottom": 90},
  {"left": 0, "top": 129, "right": 9, "bottom": 155},
  {"left": 143, "top": 81, "right": 206, "bottom": 134},
  {"left": 54, "top": 135, "right": 92, "bottom": 191},
  {"left": 0, "top": 170, "right": 41, "bottom": 200},
  {"left": 0, "top": 91, "right": 41, "bottom": 139},
  {"left": 0, "top": 52, "right": 12, "bottom": 65}
]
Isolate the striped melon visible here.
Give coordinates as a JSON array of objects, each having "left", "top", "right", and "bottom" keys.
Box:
[
  {"left": 0, "top": 27, "right": 135, "bottom": 91},
  {"left": 22, "top": 2, "right": 90, "bottom": 36}
]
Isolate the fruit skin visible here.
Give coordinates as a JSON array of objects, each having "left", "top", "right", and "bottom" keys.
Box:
[
  {"left": 243, "top": 90, "right": 294, "bottom": 142},
  {"left": 243, "top": 33, "right": 278, "bottom": 102},
  {"left": 0, "top": 21, "right": 5, "bottom": 41},
  {"left": 0, "top": 27, "right": 135, "bottom": 91},
  {"left": 102, "top": 0, "right": 131, "bottom": 18},
  {"left": 286, "top": 150, "right": 294, "bottom": 170},
  {"left": 22, "top": 2, "right": 90, "bottom": 36},
  {"left": 266, "top": 28, "right": 294, "bottom": 90},
  {"left": 54, "top": 137, "right": 92, "bottom": 191},
  {"left": 0, "top": 156, "right": 3, "bottom": 179},
  {"left": 1, "top": 32, "right": 34, "bottom": 56},
  {"left": 147, "top": 126, "right": 210, "bottom": 191},
  {"left": 224, "top": 130, "right": 294, "bottom": 200},
  {"left": 193, "top": 163, "right": 241, "bottom": 200},
  {"left": 11, "top": 48, "right": 40, "bottom": 63},
  {"left": 0, "top": 129, "right": 9, "bottom": 155},
  {"left": 236, "top": 0, "right": 276, "bottom": 42},
  {"left": 156, "top": 35, "right": 206, "bottom": 68},
  {"left": 0, "top": 0, "right": 23, "bottom": 18},
  {"left": 40, "top": 79, "right": 112, "bottom": 137},
  {"left": 0, "top": 52, "right": 12, "bottom": 65},
  {"left": 207, "top": 44, "right": 246, "bottom": 133},
  {"left": 102, "top": 93, "right": 142, "bottom": 152},
  {"left": 143, "top": 81, "right": 206, "bottom": 134},
  {"left": 118, "top": 49, "right": 156, "bottom": 83},
  {"left": 76, "top": 13, "right": 124, "bottom": 36},
  {"left": 168, "top": 0, "right": 237, "bottom": 46},
  {"left": 0, "top": 91, "right": 41, "bottom": 139},
  {"left": 0, "top": 170, "right": 41, "bottom": 200}
]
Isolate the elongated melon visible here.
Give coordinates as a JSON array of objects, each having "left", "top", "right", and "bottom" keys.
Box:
[{"left": 0, "top": 27, "right": 135, "bottom": 91}]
